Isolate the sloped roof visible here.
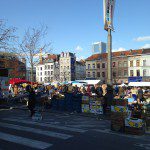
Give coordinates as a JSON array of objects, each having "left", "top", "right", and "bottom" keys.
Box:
[
  {"left": 86, "top": 49, "right": 144, "bottom": 61},
  {"left": 142, "top": 48, "right": 150, "bottom": 54}
]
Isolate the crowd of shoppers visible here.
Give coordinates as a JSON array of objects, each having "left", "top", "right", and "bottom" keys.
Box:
[{"left": 0, "top": 82, "right": 149, "bottom": 117}]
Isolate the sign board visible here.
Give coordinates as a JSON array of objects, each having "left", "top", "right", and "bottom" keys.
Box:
[
  {"left": 103, "top": 0, "right": 115, "bottom": 31},
  {"left": 128, "top": 77, "right": 142, "bottom": 82}
]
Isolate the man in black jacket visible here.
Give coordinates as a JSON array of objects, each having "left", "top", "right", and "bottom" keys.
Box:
[{"left": 28, "top": 88, "right": 36, "bottom": 117}]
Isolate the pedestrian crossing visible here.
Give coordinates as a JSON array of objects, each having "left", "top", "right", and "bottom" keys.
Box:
[{"left": 0, "top": 116, "right": 88, "bottom": 150}]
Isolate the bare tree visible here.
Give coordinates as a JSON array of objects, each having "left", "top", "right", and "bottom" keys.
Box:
[
  {"left": 0, "top": 19, "right": 17, "bottom": 51},
  {"left": 16, "top": 25, "right": 51, "bottom": 83}
]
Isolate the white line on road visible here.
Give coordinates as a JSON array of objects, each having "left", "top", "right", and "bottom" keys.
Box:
[
  {"left": 2, "top": 118, "right": 87, "bottom": 133},
  {"left": 0, "top": 122, "right": 73, "bottom": 140},
  {"left": 66, "top": 124, "right": 95, "bottom": 128},
  {"left": 134, "top": 143, "right": 150, "bottom": 150},
  {"left": 0, "top": 132, "right": 52, "bottom": 149},
  {"left": 93, "top": 129, "right": 150, "bottom": 142}
]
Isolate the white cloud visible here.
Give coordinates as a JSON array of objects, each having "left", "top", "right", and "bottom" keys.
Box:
[
  {"left": 134, "top": 36, "right": 150, "bottom": 42},
  {"left": 75, "top": 46, "right": 83, "bottom": 51},
  {"left": 112, "top": 47, "right": 126, "bottom": 52},
  {"left": 141, "top": 44, "right": 150, "bottom": 49}
]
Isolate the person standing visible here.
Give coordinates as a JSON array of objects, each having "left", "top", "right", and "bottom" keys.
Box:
[
  {"left": 14, "top": 85, "right": 18, "bottom": 96},
  {"left": 137, "top": 87, "right": 144, "bottom": 103},
  {"left": 131, "top": 87, "right": 138, "bottom": 101},
  {"left": 28, "top": 88, "right": 36, "bottom": 117}
]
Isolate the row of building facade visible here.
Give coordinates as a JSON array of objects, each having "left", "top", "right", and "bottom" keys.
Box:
[
  {"left": 0, "top": 48, "right": 150, "bottom": 84},
  {"left": 85, "top": 48, "right": 150, "bottom": 83},
  {"left": 36, "top": 52, "right": 86, "bottom": 83}
]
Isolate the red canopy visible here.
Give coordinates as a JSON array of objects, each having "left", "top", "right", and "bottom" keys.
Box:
[{"left": 9, "top": 78, "right": 36, "bottom": 85}]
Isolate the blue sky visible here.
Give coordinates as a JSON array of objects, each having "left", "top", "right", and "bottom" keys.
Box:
[{"left": 0, "top": 0, "right": 150, "bottom": 60}]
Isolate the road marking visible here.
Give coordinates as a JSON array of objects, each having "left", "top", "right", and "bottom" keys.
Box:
[
  {"left": 134, "top": 143, "right": 150, "bottom": 150},
  {"left": 2, "top": 118, "right": 87, "bottom": 133},
  {"left": 0, "top": 122, "right": 72, "bottom": 140},
  {"left": 0, "top": 132, "right": 52, "bottom": 149},
  {"left": 66, "top": 124, "right": 95, "bottom": 128},
  {"left": 93, "top": 129, "right": 150, "bottom": 142}
]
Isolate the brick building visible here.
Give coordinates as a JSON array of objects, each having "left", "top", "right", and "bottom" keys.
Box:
[
  {"left": 0, "top": 52, "right": 26, "bottom": 79},
  {"left": 85, "top": 48, "right": 150, "bottom": 84}
]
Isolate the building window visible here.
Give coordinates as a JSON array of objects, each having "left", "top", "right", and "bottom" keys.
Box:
[
  {"left": 48, "top": 77, "right": 50, "bottom": 82},
  {"left": 112, "top": 62, "right": 116, "bottom": 67},
  {"left": 136, "top": 60, "right": 140, "bottom": 67},
  {"left": 48, "top": 71, "right": 50, "bottom": 75},
  {"left": 130, "top": 61, "right": 133, "bottom": 67},
  {"left": 40, "top": 67, "right": 42, "bottom": 70},
  {"left": 143, "top": 69, "right": 146, "bottom": 76},
  {"left": 102, "top": 72, "right": 105, "bottom": 77},
  {"left": 40, "top": 72, "right": 42, "bottom": 76},
  {"left": 124, "top": 61, "right": 127, "bottom": 67},
  {"left": 93, "top": 64, "right": 95, "bottom": 69},
  {"left": 130, "top": 70, "right": 134, "bottom": 76},
  {"left": 124, "top": 70, "right": 128, "bottom": 76},
  {"left": 67, "top": 66, "right": 69, "bottom": 69},
  {"left": 118, "top": 61, "right": 122, "bottom": 67},
  {"left": 45, "top": 71, "right": 47, "bottom": 75},
  {"left": 51, "top": 65, "right": 53, "bottom": 69},
  {"left": 118, "top": 70, "right": 122, "bottom": 76},
  {"left": 97, "top": 63, "right": 100, "bottom": 68},
  {"left": 51, "top": 71, "right": 53, "bottom": 75},
  {"left": 51, "top": 77, "right": 53, "bottom": 81},
  {"left": 88, "top": 72, "right": 90, "bottom": 77},
  {"left": 102, "top": 63, "right": 105, "bottom": 68},
  {"left": 88, "top": 64, "right": 90, "bottom": 69},
  {"left": 93, "top": 72, "right": 95, "bottom": 78},
  {"left": 44, "top": 77, "right": 47, "bottom": 82},
  {"left": 48, "top": 65, "right": 50, "bottom": 69},
  {"left": 97, "top": 72, "right": 100, "bottom": 77},
  {"left": 40, "top": 77, "right": 42, "bottom": 82},
  {"left": 136, "top": 70, "right": 140, "bottom": 76},
  {"left": 143, "top": 60, "right": 146, "bottom": 66}
]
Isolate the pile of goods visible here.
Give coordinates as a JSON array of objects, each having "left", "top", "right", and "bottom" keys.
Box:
[
  {"left": 111, "top": 99, "right": 147, "bottom": 135},
  {"left": 82, "top": 96, "right": 103, "bottom": 115},
  {"left": 81, "top": 96, "right": 90, "bottom": 113},
  {"left": 111, "top": 98, "right": 128, "bottom": 132},
  {"left": 125, "top": 104, "right": 145, "bottom": 135}
]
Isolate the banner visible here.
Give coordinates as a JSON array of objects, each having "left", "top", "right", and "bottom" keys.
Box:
[{"left": 103, "top": 0, "right": 115, "bottom": 31}]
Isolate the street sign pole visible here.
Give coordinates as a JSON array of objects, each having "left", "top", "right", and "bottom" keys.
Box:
[{"left": 107, "top": 28, "right": 112, "bottom": 85}]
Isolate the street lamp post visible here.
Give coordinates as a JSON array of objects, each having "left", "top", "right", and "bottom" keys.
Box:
[
  {"left": 103, "top": 0, "right": 115, "bottom": 85},
  {"left": 107, "top": 28, "right": 112, "bottom": 85}
]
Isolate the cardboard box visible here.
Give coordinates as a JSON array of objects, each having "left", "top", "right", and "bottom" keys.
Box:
[
  {"left": 125, "top": 118, "right": 144, "bottom": 128},
  {"left": 125, "top": 126, "right": 145, "bottom": 135},
  {"left": 112, "top": 99, "right": 128, "bottom": 106},
  {"left": 90, "top": 105, "right": 103, "bottom": 114},
  {"left": 111, "top": 106, "right": 128, "bottom": 113},
  {"left": 82, "top": 96, "right": 89, "bottom": 101},
  {"left": 82, "top": 104, "right": 90, "bottom": 113}
]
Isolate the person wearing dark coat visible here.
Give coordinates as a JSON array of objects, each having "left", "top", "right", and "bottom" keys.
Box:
[
  {"left": 28, "top": 88, "right": 36, "bottom": 117},
  {"left": 103, "top": 85, "right": 114, "bottom": 115},
  {"left": 95, "top": 85, "right": 103, "bottom": 97}
]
